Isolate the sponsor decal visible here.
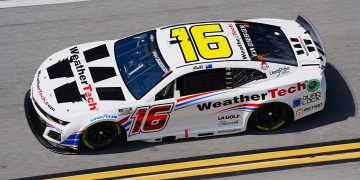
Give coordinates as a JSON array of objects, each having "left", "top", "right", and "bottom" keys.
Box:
[
  {"left": 260, "top": 61, "right": 269, "bottom": 70},
  {"left": 269, "top": 67, "right": 290, "bottom": 77},
  {"left": 218, "top": 128, "right": 241, "bottom": 134},
  {"left": 193, "top": 64, "right": 213, "bottom": 71},
  {"left": 302, "top": 92, "right": 321, "bottom": 105},
  {"left": 193, "top": 65, "right": 204, "bottom": 70},
  {"left": 90, "top": 114, "right": 118, "bottom": 122},
  {"left": 218, "top": 114, "right": 240, "bottom": 121},
  {"left": 36, "top": 70, "right": 55, "bottom": 111},
  {"left": 307, "top": 79, "right": 320, "bottom": 92},
  {"left": 69, "top": 46, "right": 97, "bottom": 111},
  {"left": 293, "top": 92, "right": 321, "bottom": 108},
  {"left": 118, "top": 108, "right": 132, "bottom": 116},
  {"left": 292, "top": 98, "right": 302, "bottom": 108},
  {"left": 197, "top": 82, "right": 309, "bottom": 112},
  {"left": 239, "top": 24, "right": 257, "bottom": 58},
  {"left": 218, "top": 120, "right": 239, "bottom": 126},
  {"left": 83, "top": 84, "right": 96, "bottom": 110},
  {"left": 153, "top": 50, "right": 168, "bottom": 73},
  {"left": 181, "top": 80, "right": 311, "bottom": 112},
  {"left": 304, "top": 103, "right": 323, "bottom": 112},
  {"left": 268, "top": 82, "right": 307, "bottom": 98},
  {"left": 296, "top": 108, "right": 304, "bottom": 116},
  {"left": 228, "top": 24, "right": 247, "bottom": 59},
  {"left": 197, "top": 93, "right": 267, "bottom": 111}
]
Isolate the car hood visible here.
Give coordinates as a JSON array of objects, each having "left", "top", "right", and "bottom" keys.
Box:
[{"left": 31, "top": 40, "right": 136, "bottom": 119}]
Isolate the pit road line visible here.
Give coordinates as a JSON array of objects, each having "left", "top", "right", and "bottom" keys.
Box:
[
  {"left": 124, "top": 151, "right": 360, "bottom": 180},
  {"left": 49, "top": 142, "right": 360, "bottom": 180}
]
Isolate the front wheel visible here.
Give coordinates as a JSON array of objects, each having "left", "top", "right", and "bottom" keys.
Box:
[
  {"left": 81, "top": 122, "right": 122, "bottom": 150},
  {"left": 249, "top": 103, "right": 293, "bottom": 131}
]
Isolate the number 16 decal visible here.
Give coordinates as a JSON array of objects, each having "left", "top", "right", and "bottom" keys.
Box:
[
  {"left": 129, "top": 103, "right": 173, "bottom": 136},
  {"left": 170, "top": 24, "right": 233, "bottom": 63}
]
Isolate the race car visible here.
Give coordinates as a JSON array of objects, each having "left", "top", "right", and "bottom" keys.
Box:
[{"left": 24, "top": 15, "right": 327, "bottom": 152}]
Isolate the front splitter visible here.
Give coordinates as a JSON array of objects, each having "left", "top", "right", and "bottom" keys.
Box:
[{"left": 24, "top": 90, "right": 78, "bottom": 154}]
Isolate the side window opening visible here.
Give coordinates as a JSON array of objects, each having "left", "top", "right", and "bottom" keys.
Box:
[
  {"left": 177, "top": 69, "right": 225, "bottom": 96},
  {"left": 155, "top": 81, "right": 174, "bottom": 101},
  {"left": 231, "top": 68, "right": 266, "bottom": 88},
  {"left": 175, "top": 68, "right": 266, "bottom": 97}
]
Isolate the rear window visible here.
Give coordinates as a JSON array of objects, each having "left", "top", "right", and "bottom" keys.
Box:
[{"left": 237, "top": 23, "right": 297, "bottom": 66}]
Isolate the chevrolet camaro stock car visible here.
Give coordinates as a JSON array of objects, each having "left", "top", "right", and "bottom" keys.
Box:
[{"left": 24, "top": 15, "right": 327, "bottom": 152}]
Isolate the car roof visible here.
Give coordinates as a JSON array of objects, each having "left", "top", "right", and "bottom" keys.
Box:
[{"left": 156, "top": 21, "right": 252, "bottom": 70}]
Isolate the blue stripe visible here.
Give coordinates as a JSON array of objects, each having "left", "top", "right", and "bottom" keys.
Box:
[
  {"left": 60, "top": 139, "right": 79, "bottom": 145},
  {"left": 176, "top": 92, "right": 225, "bottom": 107},
  {"left": 123, "top": 120, "right": 132, "bottom": 128},
  {"left": 221, "top": 107, "right": 257, "bottom": 113},
  {"left": 237, "top": 107, "right": 257, "bottom": 111},
  {"left": 125, "top": 127, "right": 130, "bottom": 132},
  {"left": 175, "top": 91, "right": 227, "bottom": 110},
  {"left": 231, "top": 107, "right": 257, "bottom": 111},
  {"left": 67, "top": 133, "right": 81, "bottom": 140}
]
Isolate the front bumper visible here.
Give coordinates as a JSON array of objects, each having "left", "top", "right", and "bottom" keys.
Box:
[{"left": 24, "top": 90, "right": 78, "bottom": 154}]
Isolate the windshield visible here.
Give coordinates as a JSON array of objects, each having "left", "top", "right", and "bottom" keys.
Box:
[
  {"left": 115, "top": 30, "right": 171, "bottom": 100},
  {"left": 236, "top": 22, "right": 297, "bottom": 66}
]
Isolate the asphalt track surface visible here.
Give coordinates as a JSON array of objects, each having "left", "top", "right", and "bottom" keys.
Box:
[{"left": 0, "top": 0, "right": 359, "bottom": 179}]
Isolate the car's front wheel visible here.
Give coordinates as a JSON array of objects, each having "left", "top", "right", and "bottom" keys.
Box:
[
  {"left": 249, "top": 103, "right": 293, "bottom": 131},
  {"left": 81, "top": 122, "right": 123, "bottom": 150}
]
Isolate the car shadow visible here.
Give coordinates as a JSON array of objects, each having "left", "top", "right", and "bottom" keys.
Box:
[{"left": 80, "top": 63, "right": 357, "bottom": 155}]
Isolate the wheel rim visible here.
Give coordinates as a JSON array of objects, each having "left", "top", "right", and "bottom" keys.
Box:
[
  {"left": 255, "top": 103, "right": 287, "bottom": 129},
  {"left": 85, "top": 122, "right": 118, "bottom": 147}
]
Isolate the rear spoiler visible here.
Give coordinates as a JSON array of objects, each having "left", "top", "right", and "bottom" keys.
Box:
[{"left": 295, "top": 15, "right": 326, "bottom": 69}]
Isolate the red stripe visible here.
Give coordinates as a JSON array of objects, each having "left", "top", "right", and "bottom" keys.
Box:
[
  {"left": 46, "top": 122, "right": 55, "bottom": 127},
  {"left": 176, "top": 90, "right": 220, "bottom": 103},
  {"left": 221, "top": 103, "right": 261, "bottom": 112},
  {"left": 117, "top": 115, "right": 130, "bottom": 124}
]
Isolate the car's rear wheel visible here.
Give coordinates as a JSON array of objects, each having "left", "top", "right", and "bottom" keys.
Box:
[
  {"left": 81, "top": 122, "right": 122, "bottom": 150},
  {"left": 249, "top": 103, "right": 293, "bottom": 131}
]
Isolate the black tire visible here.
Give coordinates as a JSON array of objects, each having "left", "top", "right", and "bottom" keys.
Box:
[
  {"left": 81, "top": 122, "right": 122, "bottom": 150},
  {"left": 249, "top": 103, "right": 293, "bottom": 131}
]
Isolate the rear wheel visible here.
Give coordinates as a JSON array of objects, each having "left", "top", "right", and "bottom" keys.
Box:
[
  {"left": 249, "top": 103, "right": 293, "bottom": 131},
  {"left": 81, "top": 122, "right": 122, "bottom": 150}
]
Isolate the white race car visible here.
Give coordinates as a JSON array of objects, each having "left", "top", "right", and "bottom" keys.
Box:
[{"left": 25, "top": 15, "right": 326, "bottom": 152}]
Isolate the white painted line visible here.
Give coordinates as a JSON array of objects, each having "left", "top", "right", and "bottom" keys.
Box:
[{"left": 0, "top": 0, "right": 92, "bottom": 8}]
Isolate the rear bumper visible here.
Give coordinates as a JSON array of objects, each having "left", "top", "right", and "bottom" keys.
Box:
[{"left": 24, "top": 90, "right": 78, "bottom": 154}]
